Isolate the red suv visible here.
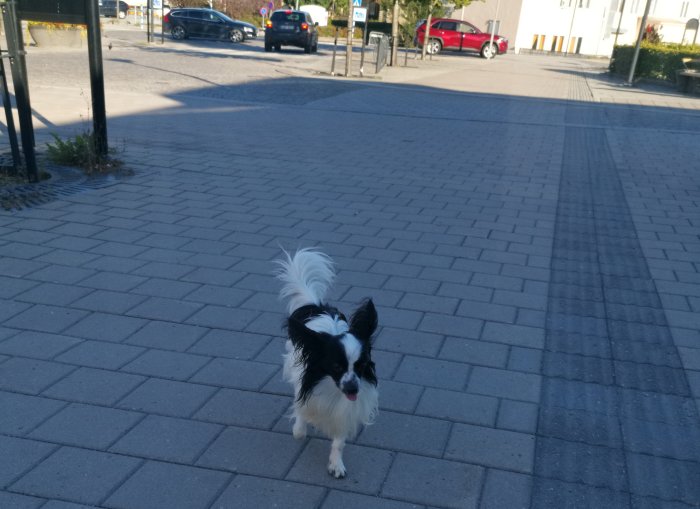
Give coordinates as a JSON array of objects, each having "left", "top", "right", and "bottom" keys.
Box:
[{"left": 415, "top": 18, "right": 508, "bottom": 58}]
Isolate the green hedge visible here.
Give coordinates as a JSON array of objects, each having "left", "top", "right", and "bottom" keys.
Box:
[
  {"left": 610, "top": 43, "right": 700, "bottom": 82},
  {"left": 330, "top": 19, "right": 392, "bottom": 38}
]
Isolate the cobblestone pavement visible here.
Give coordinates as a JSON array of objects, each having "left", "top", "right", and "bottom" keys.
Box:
[{"left": 1, "top": 29, "right": 700, "bottom": 508}]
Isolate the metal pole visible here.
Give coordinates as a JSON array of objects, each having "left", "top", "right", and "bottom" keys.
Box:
[
  {"left": 694, "top": 16, "right": 699, "bottom": 46},
  {"left": 565, "top": 0, "right": 579, "bottom": 55},
  {"left": 612, "top": 0, "right": 626, "bottom": 50},
  {"left": 359, "top": 24, "right": 366, "bottom": 77},
  {"left": 390, "top": 0, "right": 398, "bottom": 66},
  {"left": 487, "top": 0, "right": 500, "bottom": 59},
  {"left": 1, "top": 0, "right": 38, "bottom": 181},
  {"left": 627, "top": 0, "right": 653, "bottom": 85},
  {"left": 86, "top": 0, "right": 108, "bottom": 156},
  {"left": 345, "top": 0, "right": 353, "bottom": 76},
  {"left": 331, "top": 27, "right": 339, "bottom": 75}
]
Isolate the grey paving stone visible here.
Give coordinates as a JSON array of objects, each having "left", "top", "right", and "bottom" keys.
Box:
[
  {"left": 376, "top": 379, "right": 423, "bottom": 413},
  {"left": 3, "top": 304, "right": 89, "bottom": 334},
  {"left": 531, "top": 478, "right": 631, "bottom": 509},
  {"left": 14, "top": 282, "right": 92, "bottom": 307},
  {"left": 110, "top": 415, "right": 221, "bottom": 463},
  {"left": 418, "top": 313, "right": 482, "bottom": 340},
  {"left": 357, "top": 411, "right": 450, "bottom": 457},
  {"left": 321, "top": 490, "right": 422, "bottom": 509},
  {"left": 194, "top": 388, "right": 290, "bottom": 428},
  {"left": 77, "top": 272, "right": 147, "bottom": 292},
  {"left": 124, "top": 321, "right": 207, "bottom": 352},
  {"left": 508, "top": 346, "right": 543, "bottom": 373},
  {"left": 497, "top": 399, "right": 539, "bottom": 433},
  {"left": 445, "top": 423, "right": 535, "bottom": 473},
  {"left": 381, "top": 453, "right": 483, "bottom": 509},
  {"left": 479, "top": 469, "right": 532, "bottom": 509},
  {"left": 212, "top": 475, "right": 325, "bottom": 509},
  {"left": 186, "top": 305, "right": 260, "bottom": 330},
  {"left": 10, "top": 447, "right": 140, "bottom": 505},
  {"left": 197, "top": 426, "right": 304, "bottom": 477},
  {"left": 104, "top": 460, "right": 230, "bottom": 509},
  {"left": 438, "top": 336, "right": 509, "bottom": 367},
  {"left": 614, "top": 360, "right": 690, "bottom": 396},
  {"left": 394, "top": 356, "right": 469, "bottom": 391},
  {"left": 0, "top": 391, "right": 66, "bottom": 435},
  {"left": 190, "top": 358, "right": 278, "bottom": 390},
  {"left": 188, "top": 330, "right": 270, "bottom": 360},
  {"left": 374, "top": 327, "right": 444, "bottom": 357},
  {"left": 71, "top": 290, "right": 148, "bottom": 315},
  {"left": 62, "top": 312, "right": 148, "bottom": 342},
  {"left": 0, "top": 491, "right": 45, "bottom": 509},
  {"left": 626, "top": 452, "right": 700, "bottom": 506},
  {"left": 287, "top": 439, "right": 393, "bottom": 495},
  {"left": 43, "top": 367, "right": 145, "bottom": 406},
  {"left": 621, "top": 417, "right": 700, "bottom": 462},
  {"left": 0, "top": 331, "right": 82, "bottom": 359},
  {"left": 126, "top": 296, "right": 203, "bottom": 323},
  {"left": 481, "top": 322, "right": 545, "bottom": 349},
  {"left": 28, "top": 402, "right": 142, "bottom": 449},
  {"left": 55, "top": 340, "right": 145, "bottom": 370},
  {"left": 535, "top": 437, "right": 628, "bottom": 491},
  {"left": 467, "top": 366, "right": 541, "bottom": 403},
  {"left": 541, "top": 378, "right": 619, "bottom": 415},
  {"left": 416, "top": 387, "right": 497, "bottom": 427},
  {"left": 543, "top": 351, "right": 615, "bottom": 385},
  {"left": 538, "top": 406, "right": 622, "bottom": 448},
  {"left": 121, "top": 349, "right": 210, "bottom": 381},
  {"left": 116, "top": 377, "right": 216, "bottom": 417},
  {"left": 0, "top": 357, "right": 75, "bottom": 395},
  {"left": 0, "top": 436, "right": 57, "bottom": 489}
]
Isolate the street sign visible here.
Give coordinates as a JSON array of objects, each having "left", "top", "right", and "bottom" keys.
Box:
[
  {"left": 353, "top": 7, "right": 366, "bottom": 22},
  {"left": 352, "top": 0, "right": 362, "bottom": 6},
  {"left": 268, "top": 2, "right": 274, "bottom": 10},
  {"left": 260, "top": 7, "right": 267, "bottom": 15}
]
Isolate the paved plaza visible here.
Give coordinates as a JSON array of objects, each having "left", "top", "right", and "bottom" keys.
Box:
[{"left": 1, "top": 27, "right": 700, "bottom": 508}]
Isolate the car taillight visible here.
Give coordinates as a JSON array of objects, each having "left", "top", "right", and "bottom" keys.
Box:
[
  {"left": 301, "top": 22, "right": 308, "bottom": 31},
  {"left": 163, "top": 13, "right": 170, "bottom": 23},
  {"left": 265, "top": 20, "right": 272, "bottom": 28}
]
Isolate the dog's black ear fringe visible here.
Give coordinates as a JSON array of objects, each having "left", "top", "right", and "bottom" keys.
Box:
[{"left": 350, "top": 299, "right": 378, "bottom": 343}]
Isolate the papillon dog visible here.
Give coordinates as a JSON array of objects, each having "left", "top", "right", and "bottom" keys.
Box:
[{"left": 276, "top": 248, "right": 379, "bottom": 478}]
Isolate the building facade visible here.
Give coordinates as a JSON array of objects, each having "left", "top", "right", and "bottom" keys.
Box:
[{"left": 451, "top": 0, "right": 700, "bottom": 57}]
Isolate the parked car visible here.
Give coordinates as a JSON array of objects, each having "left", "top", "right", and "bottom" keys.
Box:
[
  {"left": 415, "top": 18, "right": 508, "bottom": 58},
  {"left": 99, "top": 0, "right": 129, "bottom": 19},
  {"left": 264, "top": 9, "right": 318, "bottom": 53},
  {"left": 163, "top": 8, "right": 257, "bottom": 43}
]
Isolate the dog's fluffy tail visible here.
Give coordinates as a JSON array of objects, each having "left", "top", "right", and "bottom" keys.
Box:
[{"left": 276, "top": 248, "right": 335, "bottom": 314}]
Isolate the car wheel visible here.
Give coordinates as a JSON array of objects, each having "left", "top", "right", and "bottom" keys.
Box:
[
  {"left": 481, "top": 42, "right": 497, "bottom": 59},
  {"left": 264, "top": 41, "right": 272, "bottom": 52},
  {"left": 229, "top": 29, "right": 244, "bottom": 43},
  {"left": 304, "top": 41, "right": 312, "bottom": 54},
  {"left": 426, "top": 39, "right": 442, "bottom": 55},
  {"left": 171, "top": 25, "right": 186, "bottom": 40}
]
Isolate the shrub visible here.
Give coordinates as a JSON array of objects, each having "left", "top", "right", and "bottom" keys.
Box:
[
  {"left": 610, "top": 42, "right": 700, "bottom": 82},
  {"left": 46, "top": 132, "right": 123, "bottom": 175}
]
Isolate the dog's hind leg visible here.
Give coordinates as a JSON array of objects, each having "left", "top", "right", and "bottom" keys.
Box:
[
  {"left": 327, "top": 438, "right": 346, "bottom": 478},
  {"left": 292, "top": 409, "right": 307, "bottom": 439}
]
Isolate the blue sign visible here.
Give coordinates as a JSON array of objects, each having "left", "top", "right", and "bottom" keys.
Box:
[
  {"left": 352, "top": 0, "right": 362, "bottom": 6},
  {"left": 260, "top": 6, "right": 267, "bottom": 15}
]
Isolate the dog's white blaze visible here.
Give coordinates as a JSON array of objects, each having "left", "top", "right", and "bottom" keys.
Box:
[{"left": 341, "top": 334, "right": 362, "bottom": 377}]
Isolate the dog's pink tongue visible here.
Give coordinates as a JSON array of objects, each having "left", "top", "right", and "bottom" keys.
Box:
[{"left": 346, "top": 394, "right": 357, "bottom": 401}]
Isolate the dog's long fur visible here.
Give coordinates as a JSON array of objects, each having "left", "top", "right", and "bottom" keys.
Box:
[{"left": 277, "top": 248, "right": 378, "bottom": 478}]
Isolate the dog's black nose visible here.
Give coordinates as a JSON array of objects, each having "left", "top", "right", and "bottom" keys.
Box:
[{"left": 342, "top": 379, "right": 358, "bottom": 396}]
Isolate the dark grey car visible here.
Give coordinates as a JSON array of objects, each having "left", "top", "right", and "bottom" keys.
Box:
[
  {"left": 264, "top": 9, "right": 318, "bottom": 53},
  {"left": 163, "top": 8, "right": 257, "bottom": 43}
]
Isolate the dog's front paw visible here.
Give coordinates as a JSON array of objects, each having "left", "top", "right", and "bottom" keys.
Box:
[{"left": 328, "top": 459, "right": 346, "bottom": 479}]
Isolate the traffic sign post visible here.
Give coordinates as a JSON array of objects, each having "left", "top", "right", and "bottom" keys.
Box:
[{"left": 353, "top": 7, "right": 366, "bottom": 22}]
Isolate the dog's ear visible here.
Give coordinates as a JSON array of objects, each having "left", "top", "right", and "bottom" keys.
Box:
[
  {"left": 287, "top": 316, "right": 324, "bottom": 350},
  {"left": 350, "top": 299, "right": 378, "bottom": 343}
]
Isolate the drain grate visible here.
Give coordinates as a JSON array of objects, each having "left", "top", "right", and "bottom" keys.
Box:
[{"left": 0, "top": 164, "right": 122, "bottom": 211}]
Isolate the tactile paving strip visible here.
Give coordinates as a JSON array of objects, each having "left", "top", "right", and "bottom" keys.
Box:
[{"left": 531, "top": 126, "right": 700, "bottom": 507}]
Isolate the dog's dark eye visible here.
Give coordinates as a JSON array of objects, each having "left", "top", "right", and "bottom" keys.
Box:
[{"left": 331, "top": 362, "right": 343, "bottom": 374}]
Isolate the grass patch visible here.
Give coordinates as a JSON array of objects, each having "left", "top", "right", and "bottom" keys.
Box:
[{"left": 47, "top": 131, "right": 127, "bottom": 175}]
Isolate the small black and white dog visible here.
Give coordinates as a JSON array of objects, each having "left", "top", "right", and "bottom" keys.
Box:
[{"left": 276, "top": 248, "right": 378, "bottom": 478}]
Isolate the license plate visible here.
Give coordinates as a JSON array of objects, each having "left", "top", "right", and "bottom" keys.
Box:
[{"left": 279, "top": 23, "right": 295, "bottom": 31}]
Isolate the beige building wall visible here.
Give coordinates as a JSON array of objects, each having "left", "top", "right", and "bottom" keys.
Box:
[{"left": 451, "top": 0, "right": 525, "bottom": 49}]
